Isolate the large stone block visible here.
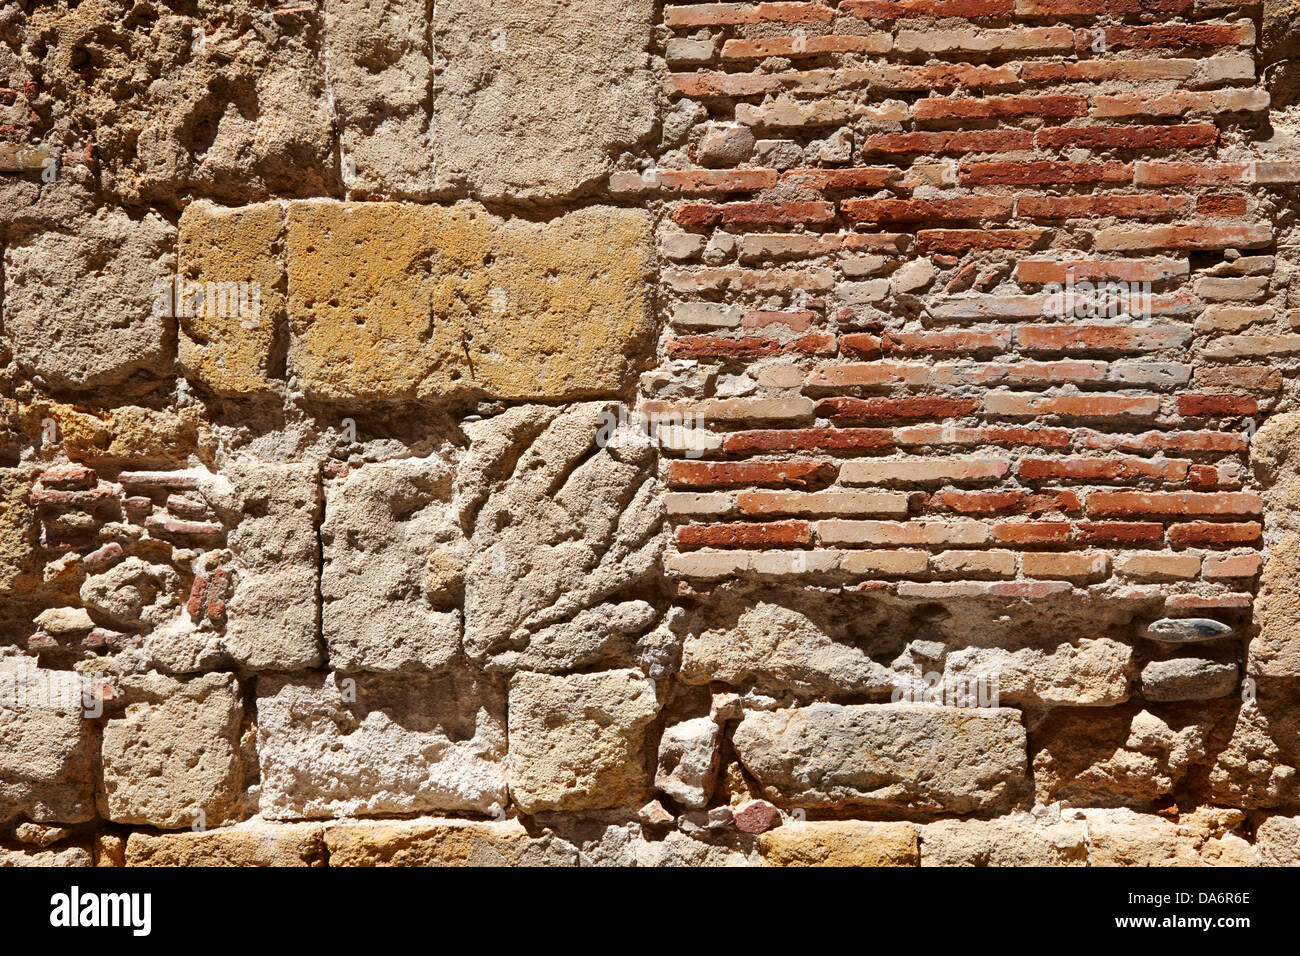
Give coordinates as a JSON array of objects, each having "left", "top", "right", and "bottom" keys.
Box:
[
  {"left": 3, "top": 210, "right": 175, "bottom": 392},
  {"left": 321, "top": 456, "right": 461, "bottom": 672},
  {"left": 324, "top": 0, "right": 433, "bottom": 197},
  {"left": 0, "top": 659, "right": 96, "bottom": 824},
  {"left": 1252, "top": 533, "right": 1300, "bottom": 678},
  {"left": 16, "top": 402, "right": 212, "bottom": 467},
  {"left": 177, "top": 200, "right": 286, "bottom": 396},
  {"left": 324, "top": 818, "right": 579, "bottom": 866},
  {"left": 918, "top": 816, "right": 1088, "bottom": 867},
  {"left": 99, "top": 673, "right": 244, "bottom": 829},
  {"left": 732, "top": 703, "right": 1027, "bottom": 813},
  {"left": 1084, "top": 808, "right": 1256, "bottom": 867},
  {"left": 430, "top": 0, "right": 656, "bottom": 201},
  {"left": 285, "top": 201, "right": 653, "bottom": 403},
  {"left": 461, "top": 403, "right": 665, "bottom": 673},
  {"left": 759, "top": 822, "right": 918, "bottom": 867},
  {"left": 507, "top": 669, "right": 661, "bottom": 813},
  {"left": 125, "top": 822, "right": 325, "bottom": 867},
  {"left": 257, "top": 671, "right": 507, "bottom": 819}
]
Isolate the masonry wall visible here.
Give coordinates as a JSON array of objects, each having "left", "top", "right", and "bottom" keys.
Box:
[{"left": 2, "top": 0, "right": 1300, "bottom": 867}]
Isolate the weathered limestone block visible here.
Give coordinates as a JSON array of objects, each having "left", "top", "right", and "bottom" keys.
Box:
[
  {"left": 1031, "top": 706, "right": 1207, "bottom": 808},
  {"left": 177, "top": 200, "right": 286, "bottom": 396},
  {"left": 1252, "top": 414, "right": 1300, "bottom": 677},
  {"left": 99, "top": 673, "right": 243, "bottom": 829},
  {"left": 17, "top": 403, "right": 212, "bottom": 467},
  {"left": 1256, "top": 815, "right": 1300, "bottom": 865},
  {"left": 324, "top": 0, "right": 433, "bottom": 197},
  {"left": 27, "top": 0, "right": 335, "bottom": 203},
  {"left": 257, "top": 671, "right": 507, "bottom": 819},
  {"left": 1140, "top": 657, "right": 1238, "bottom": 702},
  {"left": 431, "top": 0, "right": 656, "bottom": 201},
  {"left": 635, "top": 830, "right": 757, "bottom": 867},
  {"left": 759, "top": 822, "right": 918, "bottom": 867},
  {"left": 655, "top": 717, "right": 721, "bottom": 810},
  {"left": 321, "top": 456, "right": 461, "bottom": 672},
  {"left": 80, "top": 557, "right": 180, "bottom": 632},
  {"left": 2, "top": 211, "right": 175, "bottom": 391},
  {"left": 0, "top": 469, "right": 38, "bottom": 602},
  {"left": 285, "top": 201, "right": 654, "bottom": 403},
  {"left": 507, "top": 669, "right": 661, "bottom": 813},
  {"left": 0, "top": 659, "right": 96, "bottom": 824},
  {"left": 679, "top": 600, "right": 894, "bottom": 698},
  {"left": 125, "top": 822, "right": 325, "bottom": 867},
  {"left": 1263, "top": 0, "right": 1300, "bottom": 63},
  {"left": 1201, "top": 687, "right": 1300, "bottom": 809},
  {"left": 206, "top": 461, "right": 323, "bottom": 671},
  {"left": 0, "top": 845, "right": 93, "bottom": 867},
  {"left": 1084, "top": 809, "right": 1257, "bottom": 867},
  {"left": 324, "top": 818, "right": 579, "bottom": 866},
  {"left": 462, "top": 403, "right": 665, "bottom": 673},
  {"left": 733, "top": 703, "right": 1027, "bottom": 813},
  {"left": 931, "top": 638, "right": 1133, "bottom": 708},
  {"left": 919, "top": 816, "right": 1088, "bottom": 867}
]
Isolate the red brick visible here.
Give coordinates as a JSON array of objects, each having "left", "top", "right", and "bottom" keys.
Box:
[
  {"left": 1016, "top": 456, "right": 1189, "bottom": 483},
  {"left": 930, "top": 490, "right": 1082, "bottom": 514},
  {"left": 915, "top": 96, "right": 1087, "bottom": 122},
  {"left": 1082, "top": 24, "right": 1254, "bottom": 52},
  {"left": 1197, "top": 194, "right": 1248, "bottom": 217},
  {"left": 888, "top": 64, "right": 1021, "bottom": 91},
  {"left": 668, "top": 72, "right": 781, "bottom": 98},
  {"left": 806, "top": 362, "right": 933, "bottom": 388},
  {"left": 1177, "top": 393, "right": 1258, "bottom": 417},
  {"left": 1015, "top": 325, "right": 1189, "bottom": 353},
  {"left": 144, "top": 516, "right": 223, "bottom": 537},
  {"left": 1202, "top": 552, "right": 1262, "bottom": 579},
  {"left": 39, "top": 465, "right": 96, "bottom": 489},
  {"left": 986, "top": 394, "right": 1159, "bottom": 418},
  {"left": 918, "top": 229, "right": 1046, "bottom": 252},
  {"left": 841, "top": 197, "right": 1013, "bottom": 224},
  {"left": 1075, "top": 430, "right": 1249, "bottom": 454},
  {"left": 665, "top": 2, "right": 835, "bottom": 26},
  {"left": 1016, "top": 195, "right": 1190, "bottom": 220},
  {"left": 1085, "top": 491, "right": 1263, "bottom": 517},
  {"left": 1074, "top": 521, "right": 1165, "bottom": 545},
  {"left": 666, "top": 336, "right": 781, "bottom": 359},
  {"left": 862, "top": 130, "right": 1034, "bottom": 155},
  {"left": 959, "top": 161, "right": 1132, "bottom": 187},
  {"left": 1014, "top": 258, "right": 1187, "bottom": 285},
  {"left": 675, "top": 520, "right": 812, "bottom": 549},
  {"left": 743, "top": 310, "right": 815, "bottom": 331},
  {"left": 1034, "top": 124, "right": 1217, "bottom": 150},
  {"left": 672, "top": 201, "right": 835, "bottom": 229},
  {"left": 1095, "top": 223, "right": 1272, "bottom": 251},
  {"left": 627, "top": 169, "right": 779, "bottom": 194},
  {"left": 723, "top": 428, "right": 893, "bottom": 453},
  {"left": 817, "top": 396, "right": 978, "bottom": 420},
  {"left": 722, "top": 35, "right": 890, "bottom": 59},
  {"left": 1167, "top": 521, "right": 1262, "bottom": 546},
  {"left": 846, "top": 329, "right": 1012, "bottom": 355},
  {"left": 780, "top": 167, "right": 900, "bottom": 190},
  {"left": 842, "top": 0, "right": 1012, "bottom": 15},
  {"left": 1016, "top": 0, "right": 1192, "bottom": 11},
  {"left": 667, "top": 460, "right": 835, "bottom": 488},
  {"left": 896, "top": 425, "right": 1073, "bottom": 448},
  {"left": 992, "top": 520, "right": 1072, "bottom": 545}
]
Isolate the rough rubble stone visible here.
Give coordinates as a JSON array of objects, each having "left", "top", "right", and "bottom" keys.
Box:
[
  {"left": 177, "top": 200, "right": 286, "bottom": 396},
  {"left": 507, "top": 669, "right": 661, "bottom": 813},
  {"left": 431, "top": 0, "right": 656, "bottom": 202},
  {"left": 1031, "top": 706, "right": 1208, "bottom": 808},
  {"left": 99, "top": 672, "right": 244, "bottom": 829},
  {"left": 1252, "top": 533, "right": 1300, "bottom": 678},
  {"left": 1140, "top": 657, "right": 1238, "bottom": 702},
  {"left": 0, "top": 469, "right": 38, "bottom": 618},
  {"left": 635, "top": 829, "right": 756, "bottom": 867},
  {"left": 0, "top": 844, "right": 93, "bottom": 867},
  {"left": 1256, "top": 815, "right": 1300, "bottom": 865},
  {"left": 462, "top": 403, "right": 665, "bottom": 673},
  {"left": 125, "top": 822, "right": 325, "bottom": 867},
  {"left": 1084, "top": 808, "right": 1257, "bottom": 867},
  {"left": 733, "top": 703, "right": 1027, "bottom": 813},
  {"left": 0, "top": 659, "right": 96, "bottom": 824},
  {"left": 1201, "top": 685, "right": 1300, "bottom": 809},
  {"left": 321, "top": 456, "right": 461, "bottom": 672},
  {"left": 80, "top": 558, "right": 180, "bottom": 632},
  {"left": 679, "top": 599, "right": 894, "bottom": 698},
  {"left": 3, "top": 210, "right": 175, "bottom": 392},
  {"left": 286, "top": 201, "right": 654, "bottom": 403},
  {"left": 1263, "top": 0, "right": 1300, "bottom": 64},
  {"left": 759, "top": 822, "right": 918, "bottom": 867},
  {"left": 655, "top": 717, "right": 721, "bottom": 810},
  {"left": 324, "top": 818, "right": 579, "bottom": 866},
  {"left": 919, "top": 816, "right": 1088, "bottom": 866},
  {"left": 257, "top": 670, "right": 507, "bottom": 820},
  {"left": 17, "top": 402, "right": 212, "bottom": 467}
]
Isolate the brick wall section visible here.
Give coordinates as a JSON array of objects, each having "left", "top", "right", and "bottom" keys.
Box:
[{"left": 645, "top": 1, "right": 1287, "bottom": 624}]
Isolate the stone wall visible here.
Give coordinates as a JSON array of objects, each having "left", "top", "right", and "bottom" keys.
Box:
[{"left": 2, "top": 0, "right": 1300, "bottom": 867}]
